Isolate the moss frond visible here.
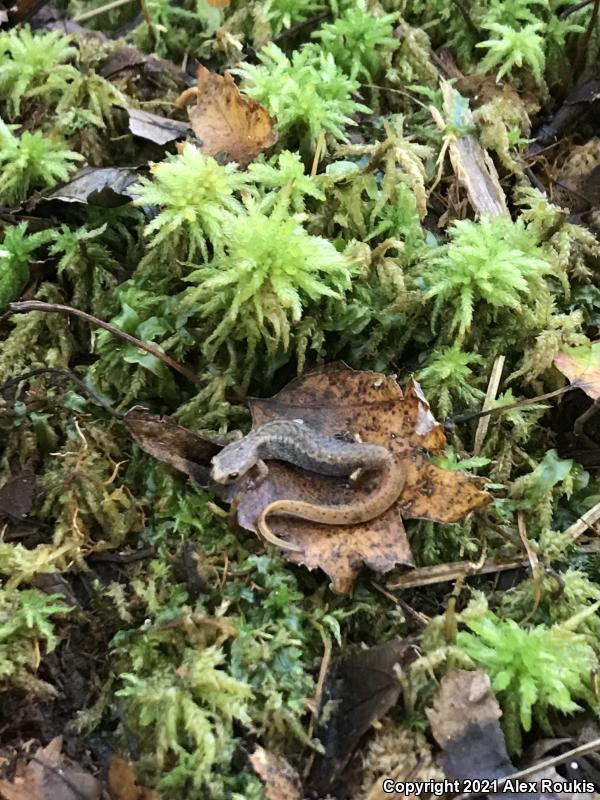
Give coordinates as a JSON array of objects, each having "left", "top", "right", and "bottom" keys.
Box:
[
  {"left": 236, "top": 42, "right": 370, "bottom": 153},
  {"left": 0, "top": 26, "right": 77, "bottom": 119},
  {"left": 0, "top": 119, "right": 83, "bottom": 206},
  {"left": 183, "top": 200, "right": 355, "bottom": 368},
  {"left": 133, "top": 145, "right": 247, "bottom": 273}
]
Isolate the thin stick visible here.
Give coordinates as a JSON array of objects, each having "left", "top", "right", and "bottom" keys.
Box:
[
  {"left": 9, "top": 301, "right": 199, "bottom": 386},
  {"left": 449, "top": 383, "right": 578, "bottom": 426},
  {"left": 565, "top": 499, "right": 600, "bottom": 540},
  {"left": 310, "top": 129, "right": 326, "bottom": 177},
  {"left": 73, "top": 0, "right": 135, "bottom": 22},
  {"left": 566, "top": 0, "right": 600, "bottom": 84},
  {"left": 451, "top": 0, "right": 480, "bottom": 38},
  {"left": 474, "top": 354, "right": 505, "bottom": 455},
  {"left": 361, "top": 83, "right": 431, "bottom": 112},
  {"left": 388, "top": 543, "right": 600, "bottom": 590},
  {"left": 561, "top": 0, "right": 595, "bottom": 17},
  {"left": 139, "top": 0, "right": 156, "bottom": 47},
  {"left": 517, "top": 511, "right": 542, "bottom": 621}
]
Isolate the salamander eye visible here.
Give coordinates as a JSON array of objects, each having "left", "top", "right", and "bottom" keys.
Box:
[{"left": 228, "top": 471, "right": 239, "bottom": 481}]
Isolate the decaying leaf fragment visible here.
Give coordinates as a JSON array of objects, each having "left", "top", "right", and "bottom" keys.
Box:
[
  {"left": 221, "top": 367, "right": 490, "bottom": 593},
  {"left": 308, "top": 638, "right": 415, "bottom": 796},
  {"left": 176, "top": 65, "right": 277, "bottom": 166},
  {"left": 427, "top": 671, "right": 594, "bottom": 800},
  {"left": 554, "top": 341, "right": 600, "bottom": 400},
  {"left": 0, "top": 737, "right": 101, "bottom": 800},
  {"left": 124, "top": 407, "right": 223, "bottom": 487},
  {"left": 107, "top": 757, "right": 157, "bottom": 800},
  {"left": 249, "top": 747, "right": 302, "bottom": 800}
]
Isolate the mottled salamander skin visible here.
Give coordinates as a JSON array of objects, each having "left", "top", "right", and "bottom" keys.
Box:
[{"left": 210, "top": 420, "right": 406, "bottom": 552}]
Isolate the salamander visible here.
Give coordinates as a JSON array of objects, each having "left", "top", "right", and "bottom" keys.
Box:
[{"left": 210, "top": 419, "right": 405, "bottom": 551}]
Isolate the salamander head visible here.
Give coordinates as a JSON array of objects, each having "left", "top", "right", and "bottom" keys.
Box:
[{"left": 210, "top": 438, "right": 257, "bottom": 484}]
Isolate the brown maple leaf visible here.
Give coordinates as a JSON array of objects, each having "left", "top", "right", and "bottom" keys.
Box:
[
  {"left": 218, "top": 367, "right": 490, "bottom": 593},
  {"left": 176, "top": 65, "right": 277, "bottom": 167}
]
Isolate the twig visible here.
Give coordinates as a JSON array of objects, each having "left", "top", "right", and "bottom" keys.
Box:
[
  {"left": 449, "top": 383, "right": 579, "bottom": 426},
  {"left": 73, "top": 0, "right": 136, "bottom": 21},
  {"left": 9, "top": 301, "right": 200, "bottom": 386},
  {"left": 371, "top": 581, "right": 429, "bottom": 626},
  {"left": 0, "top": 367, "right": 124, "bottom": 419},
  {"left": 139, "top": 0, "right": 156, "bottom": 48},
  {"left": 361, "top": 83, "right": 431, "bottom": 112},
  {"left": 310, "top": 129, "right": 326, "bottom": 177},
  {"left": 474, "top": 354, "right": 505, "bottom": 455},
  {"left": 273, "top": 10, "right": 330, "bottom": 42},
  {"left": 565, "top": 499, "right": 600, "bottom": 540},
  {"left": 451, "top": 0, "right": 480, "bottom": 39},
  {"left": 560, "top": 0, "right": 595, "bottom": 19},
  {"left": 516, "top": 511, "right": 542, "bottom": 622},
  {"left": 565, "top": 0, "right": 600, "bottom": 86},
  {"left": 388, "top": 544, "right": 600, "bottom": 590}
]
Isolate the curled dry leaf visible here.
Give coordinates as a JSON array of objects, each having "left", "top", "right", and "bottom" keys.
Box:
[
  {"left": 124, "top": 407, "right": 223, "bottom": 487},
  {"left": 219, "top": 367, "right": 490, "bottom": 593},
  {"left": 554, "top": 341, "right": 600, "bottom": 400},
  {"left": 177, "top": 65, "right": 277, "bottom": 166},
  {"left": 249, "top": 747, "right": 302, "bottom": 800}
]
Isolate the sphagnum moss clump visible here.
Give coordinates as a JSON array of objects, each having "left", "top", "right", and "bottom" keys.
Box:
[
  {"left": 0, "top": 26, "right": 77, "bottom": 119},
  {"left": 133, "top": 145, "right": 248, "bottom": 268},
  {"left": 424, "top": 214, "right": 553, "bottom": 341},
  {"left": 0, "top": 120, "right": 83, "bottom": 206},
  {"left": 236, "top": 42, "right": 370, "bottom": 152},
  {"left": 183, "top": 201, "right": 356, "bottom": 364}
]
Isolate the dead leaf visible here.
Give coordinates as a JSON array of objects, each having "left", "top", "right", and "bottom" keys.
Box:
[
  {"left": 308, "top": 638, "right": 416, "bottom": 796},
  {"left": 427, "top": 669, "right": 502, "bottom": 748},
  {"left": 124, "top": 407, "right": 223, "bottom": 487},
  {"left": 127, "top": 109, "right": 190, "bottom": 146},
  {"left": 108, "top": 758, "right": 157, "bottom": 800},
  {"left": 427, "top": 671, "right": 594, "bottom": 800},
  {"left": 555, "top": 341, "right": 600, "bottom": 400},
  {"left": 249, "top": 747, "right": 302, "bottom": 800},
  {"left": 207, "top": 0, "right": 230, "bottom": 6},
  {"left": 224, "top": 367, "right": 490, "bottom": 593},
  {"left": 41, "top": 167, "right": 139, "bottom": 208},
  {"left": 99, "top": 46, "right": 166, "bottom": 79},
  {"left": 0, "top": 470, "right": 37, "bottom": 521},
  {"left": 0, "top": 737, "right": 101, "bottom": 800},
  {"left": 178, "top": 65, "right": 277, "bottom": 166}
]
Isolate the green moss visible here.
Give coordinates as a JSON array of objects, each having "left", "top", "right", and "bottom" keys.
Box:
[
  {"left": 236, "top": 42, "right": 370, "bottom": 153},
  {"left": 133, "top": 145, "right": 248, "bottom": 274},
  {"left": 0, "top": 120, "right": 82, "bottom": 206},
  {"left": 0, "top": 587, "right": 71, "bottom": 696},
  {"left": 311, "top": 0, "right": 399, "bottom": 80},
  {"left": 182, "top": 200, "right": 356, "bottom": 377},
  {"left": 457, "top": 604, "right": 598, "bottom": 753},
  {"left": 423, "top": 215, "right": 553, "bottom": 342},
  {"left": 0, "top": 27, "right": 77, "bottom": 119},
  {"left": 0, "top": 223, "right": 51, "bottom": 310}
]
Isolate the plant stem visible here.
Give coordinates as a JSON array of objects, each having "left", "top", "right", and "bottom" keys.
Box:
[
  {"left": 9, "top": 300, "right": 200, "bottom": 386},
  {"left": 73, "top": 0, "right": 135, "bottom": 22}
]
